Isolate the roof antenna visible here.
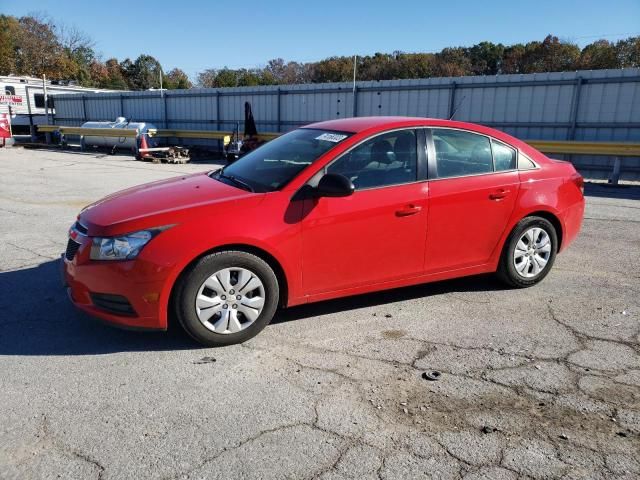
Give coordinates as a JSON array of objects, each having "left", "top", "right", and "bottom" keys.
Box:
[{"left": 449, "top": 95, "right": 466, "bottom": 120}]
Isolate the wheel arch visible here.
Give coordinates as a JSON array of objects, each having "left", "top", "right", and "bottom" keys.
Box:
[
  {"left": 524, "top": 210, "right": 564, "bottom": 251},
  {"left": 166, "top": 243, "right": 290, "bottom": 328},
  {"left": 492, "top": 208, "right": 565, "bottom": 270}
]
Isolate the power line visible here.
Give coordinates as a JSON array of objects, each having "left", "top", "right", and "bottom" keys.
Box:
[{"left": 570, "top": 32, "right": 639, "bottom": 39}]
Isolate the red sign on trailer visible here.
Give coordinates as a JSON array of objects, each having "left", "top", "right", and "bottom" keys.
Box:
[
  {"left": 0, "top": 95, "right": 22, "bottom": 105},
  {"left": 0, "top": 113, "right": 11, "bottom": 141}
]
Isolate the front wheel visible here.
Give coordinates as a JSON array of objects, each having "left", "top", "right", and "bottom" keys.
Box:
[
  {"left": 174, "top": 251, "right": 279, "bottom": 346},
  {"left": 497, "top": 216, "right": 558, "bottom": 288}
]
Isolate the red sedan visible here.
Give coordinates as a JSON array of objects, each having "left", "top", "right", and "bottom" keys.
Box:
[{"left": 62, "top": 117, "right": 585, "bottom": 346}]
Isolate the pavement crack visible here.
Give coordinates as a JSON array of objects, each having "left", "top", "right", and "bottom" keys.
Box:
[
  {"left": 172, "top": 423, "right": 307, "bottom": 479},
  {"left": 7, "top": 242, "right": 59, "bottom": 261},
  {"left": 40, "top": 414, "right": 105, "bottom": 479},
  {"left": 547, "top": 303, "right": 639, "bottom": 354}
]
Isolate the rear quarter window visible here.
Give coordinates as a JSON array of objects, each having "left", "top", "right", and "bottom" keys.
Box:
[{"left": 518, "top": 154, "right": 537, "bottom": 170}]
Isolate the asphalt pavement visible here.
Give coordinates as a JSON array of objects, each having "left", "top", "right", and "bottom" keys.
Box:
[{"left": 0, "top": 147, "right": 638, "bottom": 479}]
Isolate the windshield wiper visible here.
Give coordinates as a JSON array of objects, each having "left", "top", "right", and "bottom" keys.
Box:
[{"left": 218, "top": 172, "right": 255, "bottom": 192}]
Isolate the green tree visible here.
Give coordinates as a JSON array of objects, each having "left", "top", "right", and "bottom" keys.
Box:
[
  {"left": 0, "top": 15, "right": 20, "bottom": 75},
  {"left": 394, "top": 53, "right": 437, "bottom": 79},
  {"left": 615, "top": 37, "right": 640, "bottom": 68},
  {"left": 126, "top": 54, "right": 163, "bottom": 90},
  {"left": 580, "top": 40, "right": 618, "bottom": 69},
  {"left": 359, "top": 53, "right": 395, "bottom": 80},
  {"left": 214, "top": 68, "right": 239, "bottom": 87},
  {"left": 520, "top": 35, "right": 580, "bottom": 73},
  {"left": 307, "top": 56, "right": 353, "bottom": 82},
  {"left": 468, "top": 41, "right": 505, "bottom": 75},
  {"left": 237, "top": 68, "right": 262, "bottom": 86}
]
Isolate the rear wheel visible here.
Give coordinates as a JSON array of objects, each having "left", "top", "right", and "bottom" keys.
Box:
[
  {"left": 175, "top": 251, "right": 279, "bottom": 346},
  {"left": 497, "top": 216, "right": 557, "bottom": 288}
]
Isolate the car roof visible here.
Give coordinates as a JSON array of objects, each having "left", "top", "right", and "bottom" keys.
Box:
[
  {"left": 303, "top": 116, "right": 541, "bottom": 159},
  {"left": 304, "top": 116, "right": 432, "bottom": 133},
  {"left": 303, "top": 116, "right": 510, "bottom": 137}
]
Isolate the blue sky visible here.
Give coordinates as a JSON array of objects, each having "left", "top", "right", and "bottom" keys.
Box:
[{"left": 2, "top": 0, "right": 639, "bottom": 79}]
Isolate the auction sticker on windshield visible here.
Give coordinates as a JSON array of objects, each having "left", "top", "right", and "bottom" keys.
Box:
[{"left": 315, "top": 133, "right": 348, "bottom": 142}]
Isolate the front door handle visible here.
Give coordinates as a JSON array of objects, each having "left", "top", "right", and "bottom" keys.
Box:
[
  {"left": 396, "top": 205, "right": 422, "bottom": 217},
  {"left": 489, "top": 189, "right": 511, "bottom": 200}
]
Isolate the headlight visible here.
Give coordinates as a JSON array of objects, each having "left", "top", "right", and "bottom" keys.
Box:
[{"left": 90, "top": 227, "right": 170, "bottom": 261}]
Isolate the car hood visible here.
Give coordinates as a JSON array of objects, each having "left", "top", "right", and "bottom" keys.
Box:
[{"left": 79, "top": 171, "right": 262, "bottom": 236}]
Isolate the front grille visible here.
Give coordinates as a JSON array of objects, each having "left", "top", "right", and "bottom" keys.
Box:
[
  {"left": 90, "top": 293, "right": 137, "bottom": 316},
  {"left": 65, "top": 238, "right": 81, "bottom": 261},
  {"left": 74, "top": 221, "right": 88, "bottom": 235}
]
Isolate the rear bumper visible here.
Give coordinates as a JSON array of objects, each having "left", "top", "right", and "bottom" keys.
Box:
[
  {"left": 559, "top": 198, "right": 585, "bottom": 252},
  {"left": 61, "top": 252, "right": 169, "bottom": 331}
]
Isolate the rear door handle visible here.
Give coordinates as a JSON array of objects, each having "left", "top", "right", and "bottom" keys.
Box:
[
  {"left": 396, "top": 205, "right": 422, "bottom": 217},
  {"left": 489, "top": 189, "right": 511, "bottom": 200}
]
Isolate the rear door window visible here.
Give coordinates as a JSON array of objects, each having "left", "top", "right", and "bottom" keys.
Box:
[
  {"left": 492, "top": 140, "right": 517, "bottom": 171},
  {"left": 432, "top": 129, "right": 492, "bottom": 178}
]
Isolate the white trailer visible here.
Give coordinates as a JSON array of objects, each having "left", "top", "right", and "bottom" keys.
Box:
[{"left": 0, "top": 75, "right": 114, "bottom": 135}]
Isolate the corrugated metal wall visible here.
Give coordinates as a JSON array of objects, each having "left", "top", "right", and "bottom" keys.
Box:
[{"left": 52, "top": 68, "right": 640, "bottom": 178}]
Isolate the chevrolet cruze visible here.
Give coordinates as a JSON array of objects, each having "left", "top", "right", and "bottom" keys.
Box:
[{"left": 62, "top": 117, "right": 585, "bottom": 346}]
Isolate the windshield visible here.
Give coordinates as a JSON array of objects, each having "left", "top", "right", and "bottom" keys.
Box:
[{"left": 212, "top": 128, "right": 351, "bottom": 192}]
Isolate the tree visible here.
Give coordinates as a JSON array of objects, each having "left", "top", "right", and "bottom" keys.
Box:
[
  {"left": 359, "top": 53, "right": 395, "bottom": 80},
  {"left": 393, "top": 53, "right": 437, "bottom": 79},
  {"left": 126, "top": 54, "right": 163, "bottom": 90},
  {"left": 434, "top": 47, "right": 472, "bottom": 77},
  {"left": 264, "top": 58, "right": 287, "bottom": 83},
  {"left": 502, "top": 44, "right": 526, "bottom": 74},
  {"left": 57, "top": 22, "right": 96, "bottom": 85},
  {"left": 104, "top": 59, "right": 128, "bottom": 89},
  {"left": 538, "top": 35, "right": 580, "bottom": 71},
  {"left": 89, "top": 60, "right": 109, "bottom": 87},
  {"left": 196, "top": 68, "right": 217, "bottom": 88},
  {"left": 307, "top": 56, "right": 353, "bottom": 82},
  {"left": 214, "top": 68, "right": 239, "bottom": 87},
  {"left": 580, "top": 40, "right": 618, "bottom": 69},
  {"left": 14, "top": 15, "right": 73, "bottom": 78},
  {"left": 519, "top": 35, "right": 580, "bottom": 73},
  {"left": 0, "top": 15, "right": 20, "bottom": 75},
  {"left": 237, "top": 68, "right": 262, "bottom": 86},
  {"left": 615, "top": 37, "right": 640, "bottom": 68},
  {"left": 468, "top": 42, "right": 505, "bottom": 75},
  {"left": 164, "top": 68, "right": 192, "bottom": 89}
]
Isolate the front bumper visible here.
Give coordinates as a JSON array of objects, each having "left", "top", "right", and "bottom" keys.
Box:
[{"left": 61, "top": 240, "right": 169, "bottom": 331}]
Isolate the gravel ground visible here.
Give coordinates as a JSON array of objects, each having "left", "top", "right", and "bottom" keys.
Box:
[{"left": 0, "top": 147, "right": 639, "bottom": 480}]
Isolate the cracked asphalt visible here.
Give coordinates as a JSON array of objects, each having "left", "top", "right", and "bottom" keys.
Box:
[{"left": 0, "top": 147, "right": 639, "bottom": 479}]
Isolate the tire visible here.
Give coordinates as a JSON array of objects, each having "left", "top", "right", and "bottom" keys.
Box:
[
  {"left": 174, "top": 251, "right": 279, "bottom": 346},
  {"left": 497, "top": 216, "right": 558, "bottom": 288}
]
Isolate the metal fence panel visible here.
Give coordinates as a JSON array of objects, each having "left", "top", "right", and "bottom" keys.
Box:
[{"left": 52, "top": 68, "right": 640, "bottom": 178}]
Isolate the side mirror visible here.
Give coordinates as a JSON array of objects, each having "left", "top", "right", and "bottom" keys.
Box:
[{"left": 316, "top": 173, "right": 355, "bottom": 198}]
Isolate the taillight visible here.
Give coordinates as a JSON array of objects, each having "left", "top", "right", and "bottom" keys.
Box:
[{"left": 571, "top": 173, "right": 584, "bottom": 196}]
